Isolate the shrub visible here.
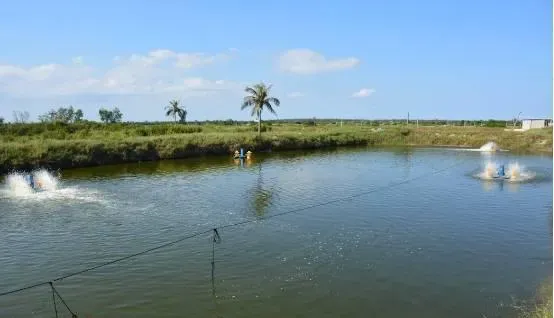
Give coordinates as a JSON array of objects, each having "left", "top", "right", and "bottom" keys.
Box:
[{"left": 400, "top": 128, "right": 411, "bottom": 137}]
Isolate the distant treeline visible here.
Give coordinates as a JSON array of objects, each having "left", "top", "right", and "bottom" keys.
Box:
[
  {"left": 0, "top": 121, "right": 203, "bottom": 141},
  {"left": 129, "top": 118, "right": 513, "bottom": 128},
  {"left": 0, "top": 118, "right": 514, "bottom": 130},
  {"left": 263, "top": 118, "right": 513, "bottom": 128}
]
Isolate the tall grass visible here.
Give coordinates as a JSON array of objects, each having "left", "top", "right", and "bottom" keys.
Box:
[
  {"left": 0, "top": 122, "right": 551, "bottom": 173},
  {"left": 514, "top": 279, "right": 552, "bottom": 318}
]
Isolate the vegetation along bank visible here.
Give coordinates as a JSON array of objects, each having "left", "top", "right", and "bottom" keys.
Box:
[
  {"left": 1, "top": 83, "right": 551, "bottom": 173},
  {"left": 1, "top": 122, "right": 551, "bottom": 174}
]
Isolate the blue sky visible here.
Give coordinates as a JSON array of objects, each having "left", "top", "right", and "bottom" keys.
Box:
[{"left": 0, "top": 0, "right": 551, "bottom": 122}]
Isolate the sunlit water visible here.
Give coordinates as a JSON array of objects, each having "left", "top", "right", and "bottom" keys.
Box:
[{"left": 0, "top": 148, "right": 551, "bottom": 318}]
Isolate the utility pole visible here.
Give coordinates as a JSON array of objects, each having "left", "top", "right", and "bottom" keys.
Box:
[
  {"left": 407, "top": 112, "right": 410, "bottom": 125},
  {"left": 514, "top": 112, "right": 522, "bottom": 129}
]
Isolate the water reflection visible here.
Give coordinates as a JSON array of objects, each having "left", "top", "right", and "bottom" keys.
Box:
[
  {"left": 480, "top": 180, "right": 521, "bottom": 192},
  {"left": 57, "top": 147, "right": 372, "bottom": 180},
  {"left": 392, "top": 147, "right": 414, "bottom": 178},
  {"left": 248, "top": 163, "right": 274, "bottom": 217},
  {"left": 62, "top": 156, "right": 261, "bottom": 180},
  {"left": 234, "top": 157, "right": 256, "bottom": 168}
]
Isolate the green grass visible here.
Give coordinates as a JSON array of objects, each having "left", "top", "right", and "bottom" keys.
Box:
[
  {"left": 514, "top": 279, "right": 553, "bottom": 318},
  {"left": 0, "top": 122, "right": 551, "bottom": 173}
]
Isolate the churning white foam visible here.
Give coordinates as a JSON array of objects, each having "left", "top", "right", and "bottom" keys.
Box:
[
  {"left": 33, "top": 169, "right": 59, "bottom": 191},
  {"left": 449, "top": 141, "right": 506, "bottom": 152},
  {"left": 479, "top": 142, "right": 500, "bottom": 152},
  {"left": 1, "top": 169, "right": 106, "bottom": 204},
  {"left": 5, "top": 173, "right": 35, "bottom": 196},
  {"left": 475, "top": 161, "right": 535, "bottom": 182}
]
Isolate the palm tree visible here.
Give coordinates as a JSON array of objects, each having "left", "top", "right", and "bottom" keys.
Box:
[
  {"left": 165, "top": 99, "right": 187, "bottom": 123},
  {"left": 178, "top": 109, "right": 187, "bottom": 123},
  {"left": 249, "top": 163, "right": 274, "bottom": 217},
  {"left": 241, "top": 83, "right": 280, "bottom": 136}
]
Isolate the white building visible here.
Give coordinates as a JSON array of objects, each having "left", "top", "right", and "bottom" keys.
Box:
[{"left": 521, "top": 118, "right": 552, "bottom": 130}]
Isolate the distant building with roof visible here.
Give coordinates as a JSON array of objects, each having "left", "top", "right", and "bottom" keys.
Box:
[{"left": 521, "top": 118, "right": 552, "bottom": 130}]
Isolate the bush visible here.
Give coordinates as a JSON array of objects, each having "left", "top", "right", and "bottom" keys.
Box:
[
  {"left": 485, "top": 120, "right": 506, "bottom": 128},
  {"left": 400, "top": 128, "right": 411, "bottom": 137}
]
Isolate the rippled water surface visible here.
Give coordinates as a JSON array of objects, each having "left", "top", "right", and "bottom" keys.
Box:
[{"left": 0, "top": 147, "right": 551, "bottom": 317}]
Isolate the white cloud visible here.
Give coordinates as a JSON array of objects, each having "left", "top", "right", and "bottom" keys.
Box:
[
  {"left": 278, "top": 49, "right": 360, "bottom": 75},
  {"left": 0, "top": 49, "right": 239, "bottom": 98},
  {"left": 352, "top": 88, "right": 375, "bottom": 98},
  {"left": 287, "top": 92, "right": 305, "bottom": 98},
  {"left": 71, "top": 56, "right": 84, "bottom": 65}
]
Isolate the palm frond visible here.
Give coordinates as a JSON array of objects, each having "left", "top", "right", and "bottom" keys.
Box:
[
  {"left": 250, "top": 105, "right": 259, "bottom": 117},
  {"left": 267, "top": 97, "right": 280, "bottom": 107},
  {"left": 244, "top": 87, "right": 257, "bottom": 96},
  {"left": 241, "top": 96, "right": 255, "bottom": 110},
  {"left": 264, "top": 101, "right": 277, "bottom": 115},
  {"left": 166, "top": 109, "right": 173, "bottom": 116}
]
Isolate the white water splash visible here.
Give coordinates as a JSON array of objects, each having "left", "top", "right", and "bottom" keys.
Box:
[
  {"left": 4, "top": 169, "right": 59, "bottom": 195},
  {"left": 450, "top": 141, "right": 506, "bottom": 152},
  {"left": 481, "top": 161, "right": 498, "bottom": 179},
  {"left": 476, "top": 161, "right": 535, "bottom": 182},
  {"left": 33, "top": 169, "right": 59, "bottom": 191},
  {"left": 479, "top": 142, "right": 500, "bottom": 152},
  {"left": 5, "top": 174, "right": 35, "bottom": 196},
  {"left": 1, "top": 170, "right": 107, "bottom": 204}
]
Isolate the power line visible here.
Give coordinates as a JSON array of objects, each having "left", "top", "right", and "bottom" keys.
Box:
[
  {"left": 0, "top": 229, "right": 212, "bottom": 297},
  {"left": 0, "top": 156, "right": 468, "bottom": 297}
]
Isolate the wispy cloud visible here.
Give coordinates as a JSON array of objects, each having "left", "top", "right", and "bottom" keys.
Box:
[
  {"left": 0, "top": 49, "right": 240, "bottom": 97},
  {"left": 278, "top": 49, "right": 360, "bottom": 75},
  {"left": 352, "top": 88, "right": 375, "bottom": 98}
]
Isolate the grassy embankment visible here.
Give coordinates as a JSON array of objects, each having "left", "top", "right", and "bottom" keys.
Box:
[
  {"left": 0, "top": 121, "right": 552, "bottom": 173},
  {"left": 515, "top": 279, "right": 552, "bottom": 318}
]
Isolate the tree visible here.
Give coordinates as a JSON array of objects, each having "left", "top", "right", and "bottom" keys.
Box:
[
  {"left": 241, "top": 82, "right": 280, "bottom": 136},
  {"left": 38, "top": 106, "right": 84, "bottom": 123},
  {"left": 99, "top": 107, "right": 123, "bottom": 123},
  {"left": 0, "top": 117, "right": 4, "bottom": 124},
  {"left": 13, "top": 111, "right": 30, "bottom": 123},
  {"left": 165, "top": 99, "right": 187, "bottom": 124},
  {"left": 75, "top": 109, "right": 84, "bottom": 122},
  {"left": 178, "top": 108, "right": 187, "bottom": 123}
]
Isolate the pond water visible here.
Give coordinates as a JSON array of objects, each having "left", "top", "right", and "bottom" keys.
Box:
[{"left": 0, "top": 147, "right": 551, "bottom": 317}]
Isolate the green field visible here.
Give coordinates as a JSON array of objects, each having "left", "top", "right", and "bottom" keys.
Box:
[{"left": 0, "top": 121, "right": 551, "bottom": 173}]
